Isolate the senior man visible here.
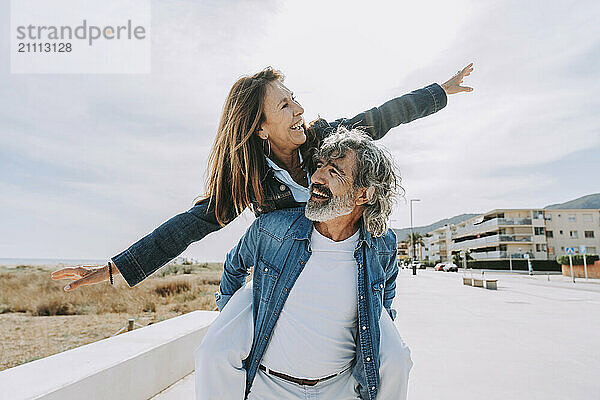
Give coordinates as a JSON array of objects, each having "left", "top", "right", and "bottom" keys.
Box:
[{"left": 195, "top": 128, "right": 412, "bottom": 400}]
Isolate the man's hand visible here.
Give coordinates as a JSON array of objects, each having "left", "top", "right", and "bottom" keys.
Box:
[
  {"left": 441, "top": 63, "right": 474, "bottom": 94},
  {"left": 51, "top": 262, "right": 120, "bottom": 292}
]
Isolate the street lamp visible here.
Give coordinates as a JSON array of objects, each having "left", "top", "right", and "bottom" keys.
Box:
[{"left": 410, "top": 199, "right": 421, "bottom": 276}]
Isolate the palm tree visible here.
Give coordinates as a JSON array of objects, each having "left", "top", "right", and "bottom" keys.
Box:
[
  {"left": 405, "top": 232, "right": 425, "bottom": 261},
  {"left": 452, "top": 252, "right": 462, "bottom": 265},
  {"left": 453, "top": 250, "right": 473, "bottom": 266}
]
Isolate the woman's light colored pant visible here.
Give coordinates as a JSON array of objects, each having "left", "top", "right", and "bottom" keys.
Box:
[{"left": 195, "top": 282, "right": 412, "bottom": 399}]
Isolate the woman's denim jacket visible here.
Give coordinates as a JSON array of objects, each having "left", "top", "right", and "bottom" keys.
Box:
[
  {"left": 215, "top": 208, "right": 398, "bottom": 400},
  {"left": 111, "top": 83, "right": 446, "bottom": 287}
]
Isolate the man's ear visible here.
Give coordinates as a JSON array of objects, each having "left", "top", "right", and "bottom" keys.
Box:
[{"left": 355, "top": 186, "right": 375, "bottom": 206}]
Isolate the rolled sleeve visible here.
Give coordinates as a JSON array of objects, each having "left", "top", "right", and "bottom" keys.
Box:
[
  {"left": 424, "top": 83, "right": 448, "bottom": 113},
  {"left": 111, "top": 250, "right": 147, "bottom": 287},
  {"left": 109, "top": 198, "right": 224, "bottom": 287}
]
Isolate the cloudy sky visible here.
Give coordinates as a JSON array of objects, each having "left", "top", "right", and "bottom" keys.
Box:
[{"left": 1, "top": 0, "right": 599, "bottom": 262}]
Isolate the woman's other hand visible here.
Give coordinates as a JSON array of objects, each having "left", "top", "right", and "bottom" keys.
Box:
[
  {"left": 441, "top": 63, "right": 474, "bottom": 94},
  {"left": 51, "top": 261, "right": 120, "bottom": 292}
]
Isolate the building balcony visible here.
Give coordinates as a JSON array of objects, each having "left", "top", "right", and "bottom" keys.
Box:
[
  {"left": 470, "top": 251, "right": 535, "bottom": 260},
  {"left": 429, "top": 244, "right": 447, "bottom": 252},
  {"left": 449, "top": 235, "right": 532, "bottom": 251},
  {"left": 453, "top": 217, "right": 532, "bottom": 239}
]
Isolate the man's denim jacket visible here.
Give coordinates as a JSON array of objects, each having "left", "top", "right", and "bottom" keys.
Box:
[
  {"left": 215, "top": 208, "right": 398, "bottom": 400},
  {"left": 111, "top": 83, "right": 445, "bottom": 287}
]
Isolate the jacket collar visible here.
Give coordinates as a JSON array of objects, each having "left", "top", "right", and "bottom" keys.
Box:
[
  {"left": 261, "top": 151, "right": 306, "bottom": 182},
  {"left": 292, "top": 211, "right": 374, "bottom": 249}
]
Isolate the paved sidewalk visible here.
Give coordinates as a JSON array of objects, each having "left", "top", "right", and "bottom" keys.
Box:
[
  {"left": 397, "top": 269, "right": 600, "bottom": 400},
  {"left": 154, "top": 269, "right": 600, "bottom": 399}
]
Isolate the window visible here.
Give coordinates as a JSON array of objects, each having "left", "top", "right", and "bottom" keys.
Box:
[
  {"left": 546, "top": 230, "right": 554, "bottom": 238},
  {"left": 570, "top": 231, "right": 578, "bottom": 239},
  {"left": 534, "top": 227, "right": 545, "bottom": 235},
  {"left": 561, "top": 246, "right": 565, "bottom": 251},
  {"left": 548, "top": 246, "right": 555, "bottom": 254},
  {"left": 585, "top": 231, "right": 595, "bottom": 238},
  {"left": 583, "top": 214, "right": 593, "bottom": 222},
  {"left": 545, "top": 215, "right": 552, "bottom": 221},
  {"left": 568, "top": 214, "right": 576, "bottom": 222},
  {"left": 559, "top": 230, "right": 564, "bottom": 235},
  {"left": 533, "top": 210, "right": 544, "bottom": 219},
  {"left": 536, "top": 244, "right": 546, "bottom": 252}
]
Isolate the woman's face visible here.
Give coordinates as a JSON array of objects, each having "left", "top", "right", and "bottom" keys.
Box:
[{"left": 257, "top": 81, "right": 305, "bottom": 156}]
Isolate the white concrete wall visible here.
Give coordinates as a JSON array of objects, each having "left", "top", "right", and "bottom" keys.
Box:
[{"left": 0, "top": 310, "right": 218, "bottom": 400}]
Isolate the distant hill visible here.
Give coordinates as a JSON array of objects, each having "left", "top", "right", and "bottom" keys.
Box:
[
  {"left": 545, "top": 193, "right": 600, "bottom": 209},
  {"left": 392, "top": 213, "right": 477, "bottom": 242}
]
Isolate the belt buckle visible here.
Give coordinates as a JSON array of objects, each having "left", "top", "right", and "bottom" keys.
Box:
[{"left": 300, "top": 378, "right": 319, "bottom": 386}]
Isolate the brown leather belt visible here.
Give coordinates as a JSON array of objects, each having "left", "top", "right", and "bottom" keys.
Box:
[{"left": 259, "top": 365, "right": 340, "bottom": 387}]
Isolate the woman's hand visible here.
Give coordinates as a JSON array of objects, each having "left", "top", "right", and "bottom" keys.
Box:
[
  {"left": 51, "top": 261, "right": 120, "bottom": 292},
  {"left": 441, "top": 63, "right": 474, "bottom": 94}
]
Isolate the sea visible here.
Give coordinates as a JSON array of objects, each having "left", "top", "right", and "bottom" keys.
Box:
[{"left": 0, "top": 258, "right": 107, "bottom": 267}]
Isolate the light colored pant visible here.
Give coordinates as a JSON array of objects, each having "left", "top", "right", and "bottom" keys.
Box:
[
  {"left": 195, "top": 282, "right": 412, "bottom": 399},
  {"left": 248, "top": 363, "right": 360, "bottom": 400}
]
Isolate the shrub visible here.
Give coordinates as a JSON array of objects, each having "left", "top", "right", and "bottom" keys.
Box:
[
  {"left": 0, "top": 303, "right": 12, "bottom": 314},
  {"left": 556, "top": 254, "right": 599, "bottom": 265},
  {"left": 157, "top": 264, "right": 182, "bottom": 277},
  {"left": 34, "top": 299, "right": 76, "bottom": 316},
  {"left": 154, "top": 280, "right": 191, "bottom": 297},
  {"left": 142, "top": 300, "right": 156, "bottom": 313}
]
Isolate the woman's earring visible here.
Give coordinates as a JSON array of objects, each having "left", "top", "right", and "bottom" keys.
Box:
[{"left": 263, "top": 138, "right": 271, "bottom": 157}]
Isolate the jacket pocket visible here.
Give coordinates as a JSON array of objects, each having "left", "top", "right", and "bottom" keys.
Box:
[{"left": 256, "top": 257, "right": 281, "bottom": 304}]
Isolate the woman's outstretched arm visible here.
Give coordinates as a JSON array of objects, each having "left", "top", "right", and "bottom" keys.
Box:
[
  {"left": 52, "top": 196, "right": 227, "bottom": 289},
  {"left": 312, "top": 63, "right": 474, "bottom": 141},
  {"left": 109, "top": 197, "right": 224, "bottom": 287}
]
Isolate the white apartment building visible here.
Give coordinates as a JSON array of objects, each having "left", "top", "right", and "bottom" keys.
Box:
[
  {"left": 421, "top": 209, "right": 600, "bottom": 262},
  {"left": 544, "top": 209, "right": 599, "bottom": 257},
  {"left": 423, "top": 227, "right": 452, "bottom": 262}
]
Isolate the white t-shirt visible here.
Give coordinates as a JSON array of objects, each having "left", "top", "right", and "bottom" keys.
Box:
[{"left": 260, "top": 227, "right": 359, "bottom": 379}]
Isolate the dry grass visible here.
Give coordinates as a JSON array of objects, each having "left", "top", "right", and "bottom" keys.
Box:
[{"left": 0, "top": 262, "right": 227, "bottom": 371}]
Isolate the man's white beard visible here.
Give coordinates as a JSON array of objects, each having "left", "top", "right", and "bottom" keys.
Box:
[{"left": 305, "top": 189, "right": 357, "bottom": 222}]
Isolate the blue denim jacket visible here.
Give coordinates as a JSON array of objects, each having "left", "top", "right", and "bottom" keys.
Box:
[
  {"left": 111, "top": 83, "right": 445, "bottom": 287},
  {"left": 215, "top": 208, "right": 398, "bottom": 400}
]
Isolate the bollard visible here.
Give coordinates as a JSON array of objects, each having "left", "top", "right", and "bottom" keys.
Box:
[{"left": 127, "top": 319, "right": 135, "bottom": 332}]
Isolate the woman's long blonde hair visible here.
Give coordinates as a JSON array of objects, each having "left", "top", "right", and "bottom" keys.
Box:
[{"left": 198, "top": 67, "right": 317, "bottom": 225}]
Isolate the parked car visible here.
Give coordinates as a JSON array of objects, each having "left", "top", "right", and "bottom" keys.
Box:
[
  {"left": 443, "top": 262, "right": 459, "bottom": 272},
  {"left": 434, "top": 263, "right": 445, "bottom": 271}
]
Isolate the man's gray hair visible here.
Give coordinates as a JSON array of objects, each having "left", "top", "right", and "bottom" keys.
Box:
[{"left": 315, "top": 127, "right": 402, "bottom": 237}]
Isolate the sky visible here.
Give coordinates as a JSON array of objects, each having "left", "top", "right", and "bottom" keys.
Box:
[{"left": 1, "top": 0, "right": 599, "bottom": 262}]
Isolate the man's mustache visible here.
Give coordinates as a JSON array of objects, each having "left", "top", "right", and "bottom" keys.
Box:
[{"left": 309, "top": 183, "right": 332, "bottom": 198}]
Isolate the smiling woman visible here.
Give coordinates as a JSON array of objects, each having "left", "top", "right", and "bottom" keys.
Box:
[{"left": 51, "top": 63, "right": 474, "bottom": 291}]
